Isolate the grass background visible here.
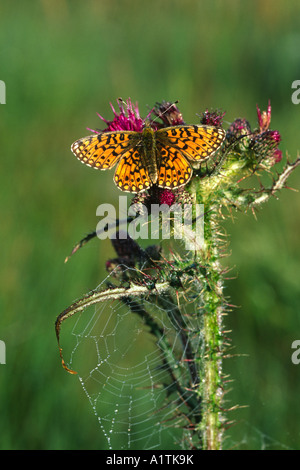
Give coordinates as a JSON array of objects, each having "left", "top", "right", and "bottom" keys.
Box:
[{"left": 1, "top": 0, "right": 300, "bottom": 449}]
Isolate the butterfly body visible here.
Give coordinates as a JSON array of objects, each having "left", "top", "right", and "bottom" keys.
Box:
[
  {"left": 71, "top": 123, "right": 225, "bottom": 193},
  {"left": 136, "top": 125, "right": 159, "bottom": 185}
]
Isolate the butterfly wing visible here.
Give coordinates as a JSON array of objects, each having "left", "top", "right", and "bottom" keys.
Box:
[
  {"left": 156, "top": 125, "right": 225, "bottom": 162},
  {"left": 114, "top": 148, "right": 152, "bottom": 193},
  {"left": 156, "top": 142, "right": 192, "bottom": 189},
  {"left": 71, "top": 131, "right": 137, "bottom": 170}
]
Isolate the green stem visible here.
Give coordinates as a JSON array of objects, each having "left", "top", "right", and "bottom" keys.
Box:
[
  {"left": 200, "top": 255, "right": 224, "bottom": 450},
  {"left": 188, "top": 181, "right": 225, "bottom": 450}
]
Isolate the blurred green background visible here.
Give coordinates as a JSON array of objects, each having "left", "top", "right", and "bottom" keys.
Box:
[{"left": 1, "top": 0, "right": 300, "bottom": 450}]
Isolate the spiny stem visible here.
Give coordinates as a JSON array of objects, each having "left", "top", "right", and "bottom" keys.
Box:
[
  {"left": 200, "top": 256, "right": 224, "bottom": 450},
  {"left": 188, "top": 180, "right": 225, "bottom": 450},
  {"left": 250, "top": 156, "right": 300, "bottom": 206}
]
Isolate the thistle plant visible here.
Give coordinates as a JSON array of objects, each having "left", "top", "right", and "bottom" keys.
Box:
[{"left": 56, "top": 99, "right": 300, "bottom": 450}]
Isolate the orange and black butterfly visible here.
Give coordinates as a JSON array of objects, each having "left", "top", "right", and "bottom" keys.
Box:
[{"left": 71, "top": 122, "right": 225, "bottom": 193}]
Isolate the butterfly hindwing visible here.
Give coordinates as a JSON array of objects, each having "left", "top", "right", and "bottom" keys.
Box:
[
  {"left": 114, "top": 148, "right": 152, "bottom": 192},
  {"left": 71, "top": 131, "right": 137, "bottom": 170},
  {"left": 156, "top": 142, "right": 192, "bottom": 189},
  {"left": 156, "top": 125, "right": 225, "bottom": 162}
]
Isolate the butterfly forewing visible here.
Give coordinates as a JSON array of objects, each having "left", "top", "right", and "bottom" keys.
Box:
[
  {"left": 71, "top": 131, "right": 137, "bottom": 169},
  {"left": 156, "top": 125, "right": 225, "bottom": 162}
]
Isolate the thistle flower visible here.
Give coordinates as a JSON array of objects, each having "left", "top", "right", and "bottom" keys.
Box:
[
  {"left": 224, "top": 103, "right": 282, "bottom": 166},
  {"left": 251, "top": 102, "right": 282, "bottom": 165},
  {"left": 130, "top": 185, "right": 191, "bottom": 214},
  {"left": 250, "top": 130, "right": 283, "bottom": 165},
  {"left": 273, "top": 148, "right": 283, "bottom": 164},
  {"left": 158, "top": 189, "right": 176, "bottom": 206},
  {"left": 94, "top": 98, "right": 144, "bottom": 133},
  {"left": 200, "top": 109, "right": 225, "bottom": 127},
  {"left": 153, "top": 101, "right": 185, "bottom": 127},
  {"left": 256, "top": 100, "right": 272, "bottom": 132},
  {"left": 225, "top": 118, "right": 252, "bottom": 152},
  {"left": 130, "top": 186, "right": 174, "bottom": 211}
]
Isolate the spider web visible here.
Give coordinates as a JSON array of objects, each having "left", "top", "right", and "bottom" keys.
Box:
[
  {"left": 60, "top": 263, "right": 203, "bottom": 450},
  {"left": 223, "top": 420, "right": 293, "bottom": 450},
  {"left": 59, "top": 261, "right": 296, "bottom": 451},
  {"left": 59, "top": 226, "right": 294, "bottom": 451}
]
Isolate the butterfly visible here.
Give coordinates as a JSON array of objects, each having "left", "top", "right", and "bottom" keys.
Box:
[{"left": 71, "top": 122, "right": 225, "bottom": 193}]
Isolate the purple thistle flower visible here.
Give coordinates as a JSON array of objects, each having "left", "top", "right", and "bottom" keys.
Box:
[
  {"left": 226, "top": 118, "right": 251, "bottom": 137},
  {"left": 89, "top": 98, "right": 145, "bottom": 133},
  {"left": 252, "top": 102, "right": 282, "bottom": 165},
  {"left": 225, "top": 118, "right": 252, "bottom": 151},
  {"left": 256, "top": 100, "right": 272, "bottom": 132},
  {"left": 130, "top": 186, "right": 174, "bottom": 210},
  {"left": 250, "top": 129, "right": 283, "bottom": 165},
  {"left": 158, "top": 189, "right": 176, "bottom": 206},
  {"left": 130, "top": 185, "right": 191, "bottom": 213},
  {"left": 273, "top": 149, "right": 283, "bottom": 163},
  {"left": 268, "top": 129, "right": 281, "bottom": 144},
  {"left": 200, "top": 109, "right": 226, "bottom": 127},
  {"left": 153, "top": 101, "right": 185, "bottom": 127}
]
